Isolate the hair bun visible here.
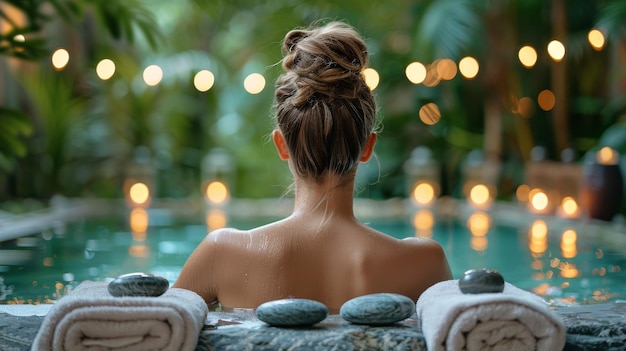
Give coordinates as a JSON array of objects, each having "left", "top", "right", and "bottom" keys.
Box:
[{"left": 280, "top": 22, "right": 369, "bottom": 106}]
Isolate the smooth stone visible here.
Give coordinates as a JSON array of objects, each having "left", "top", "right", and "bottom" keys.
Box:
[
  {"left": 256, "top": 299, "right": 328, "bottom": 327},
  {"left": 340, "top": 293, "right": 415, "bottom": 325},
  {"left": 459, "top": 268, "right": 505, "bottom": 294},
  {"left": 107, "top": 272, "right": 169, "bottom": 297}
]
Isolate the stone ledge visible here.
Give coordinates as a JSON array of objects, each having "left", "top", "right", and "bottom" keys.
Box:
[{"left": 1, "top": 302, "right": 625, "bottom": 350}]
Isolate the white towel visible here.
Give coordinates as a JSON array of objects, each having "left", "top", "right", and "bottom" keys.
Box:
[
  {"left": 415, "top": 280, "right": 565, "bottom": 351},
  {"left": 32, "top": 281, "right": 208, "bottom": 351}
]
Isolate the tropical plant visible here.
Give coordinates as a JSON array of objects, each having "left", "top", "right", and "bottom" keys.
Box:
[
  {"left": 0, "top": 0, "right": 162, "bottom": 197},
  {"left": 2, "top": 0, "right": 624, "bottom": 204}
]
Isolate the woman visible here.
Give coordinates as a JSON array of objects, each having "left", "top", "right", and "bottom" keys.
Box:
[{"left": 173, "top": 21, "right": 452, "bottom": 312}]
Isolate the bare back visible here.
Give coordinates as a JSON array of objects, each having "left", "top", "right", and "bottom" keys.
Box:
[{"left": 174, "top": 214, "right": 451, "bottom": 312}]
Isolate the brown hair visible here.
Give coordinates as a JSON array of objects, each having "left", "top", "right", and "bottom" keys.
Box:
[{"left": 273, "top": 21, "right": 377, "bottom": 182}]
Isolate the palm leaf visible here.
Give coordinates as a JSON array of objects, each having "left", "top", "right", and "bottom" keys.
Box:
[
  {"left": 596, "top": 0, "right": 626, "bottom": 40},
  {"left": 90, "top": 0, "right": 163, "bottom": 50},
  {"left": 415, "top": 0, "right": 481, "bottom": 60},
  {"left": 0, "top": 108, "right": 33, "bottom": 159}
]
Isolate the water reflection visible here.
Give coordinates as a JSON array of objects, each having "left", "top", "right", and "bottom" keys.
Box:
[
  {"left": 129, "top": 207, "right": 149, "bottom": 258},
  {"left": 412, "top": 209, "right": 434, "bottom": 238},
  {"left": 206, "top": 209, "right": 228, "bottom": 231},
  {"left": 130, "top": 208, "right": 149, "bottom": 235},
  {"left": 560, "top": 228, "right": 577, "bottom": 259},
  {"left": 528, "top": 219, "right": 548, "bottom": 256},
  {"left": 467, "top": 212, "right": 490, "bottom": 237},
  {"left": 467, "top": 211, "right": 490, "bottom": 252}
]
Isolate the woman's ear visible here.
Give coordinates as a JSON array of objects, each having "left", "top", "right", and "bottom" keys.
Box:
[
  {"left": 360, "top": 133, "right": 377, "bottom": 162},
  {"left": 272, "top": 129, "right": 290, "bottom": 160}
]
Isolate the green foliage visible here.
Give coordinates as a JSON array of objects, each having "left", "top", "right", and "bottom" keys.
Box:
[
  {"left": 0, "top": 0, "right": 163, "bottom": 197},
  {"left": 16, "top": 68, "right": 88, "bottom": 195},
  {"left": 415, "top": 0, "right": 481, "bottom": 60},
  {"left": 1, "top": 0, "right": 626, "bottom": 203},
  {"left": 88, "top": 0, "right": 163, "bottom": 50},
  {"left": 597, "top": 0, "right": 626, "bottom": 40},
  {"left": 0, "top": 107, "right": 32, "bottom": 171}
]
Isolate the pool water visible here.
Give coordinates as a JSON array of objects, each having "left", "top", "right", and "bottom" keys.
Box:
[{"left": 1, "top": 206, "right": 625, "bottom": 305}]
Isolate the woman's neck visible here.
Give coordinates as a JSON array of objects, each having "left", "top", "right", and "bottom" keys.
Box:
[{"left": 291, "top": 175, "right": 356, "bottom": 219}]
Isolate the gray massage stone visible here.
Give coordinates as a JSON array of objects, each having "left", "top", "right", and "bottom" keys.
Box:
[
  {"left": 340, "top": 293, "right": 415, "bottom": 325},
  {"left": 108, "top": 272, "right": 169, "bottom": 297},
  {"left": 459, "top": 268, "right": 505, "bottom": 294},
  {"left": 256, "top": 298, "right": 328, "bottom": 327}
]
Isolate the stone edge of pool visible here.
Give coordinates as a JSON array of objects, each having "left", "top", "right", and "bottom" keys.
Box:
[{"left": 1, "top": 302, "right": 626, "bottom": 351}]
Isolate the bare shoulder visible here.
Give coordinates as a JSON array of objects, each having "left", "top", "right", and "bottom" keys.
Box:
[
  {"left": 200, "top": 227, "right": 251, "bottom": 250},
  {"left": 399, "top": 236, "right": 452, "bottom": 280},
  {"left": 399, "top": 236, "right": 444, "bottom": 249},
  {"left": 397, "top": 236, "right": 449, "bottom": 264}
]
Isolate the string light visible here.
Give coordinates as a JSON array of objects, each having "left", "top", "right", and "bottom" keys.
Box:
[
  {"left": 362, "top": 67, "right": 380, "bottom": 90},
  {"left": 51, "top": 48, "right": 69, "bottom": 70},
  {"left": 243, "top": 73, "right": 265, "bottom": 94}
]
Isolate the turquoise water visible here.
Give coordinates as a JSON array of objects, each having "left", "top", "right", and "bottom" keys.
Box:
[{"left": 1, "top": 207, "right": 625, "bottom": 305}]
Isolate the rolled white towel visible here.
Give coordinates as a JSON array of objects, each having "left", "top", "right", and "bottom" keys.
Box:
[
  {"left": 415, "top": 280, "right": 565, "bottom": 351},
  {"left": 32, "top": 281, "right": 208, "bottom": 351}
]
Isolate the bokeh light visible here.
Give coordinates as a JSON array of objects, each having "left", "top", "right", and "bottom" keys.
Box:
[
  {"left": 129, "top": 182, "right": 150, "bottom": 206},
  {"left": 436, "top": 58, "right": 457, "bottom": 80},
  {"left": 205, "top": 180, "right": 229, "bottom": 205},
  {"left": 518, "top": 46, "right": 538, "bottom": 68},
  {"left": 596, "top": 146, "right": 618, "bottom": 165},
  {"left": 537, "top": 90, "right": 556, "bottom": 111},
  {"left": 547, "top": 40, "right": 566, "bottom": 62},
  {"left": 406, "top": 62, "right": 427, "bottom": 84},
  {"left": 458, "top": 56, "right": 479, "bottom": 79},
  {"left": 529, "top": 188, "right": 549, "bottom": 212},
  {"left": 143, "top": 65, "right": 163, "bottom": 86},
  {"left": 516, "top": 184, "right": 530, "bottom": 203},
  {"left": 588, "top": 29, "right": 605, "bottom": 51},
  {"left": 560, "top": 196, "right": 579, "bottom": 218},
  {"left": 469, "top": 184, "right": 491, "bottom": 207},
  {"left": 422, "top": 64, "right": 441, "bottom": 87},
  {"left": 362, "top": 67, "right": 380, "bottom": 90},
  {"left": 96, "top": 59, "right": 115, "bottom": 80},
  {"left": 244, "top": 73, "right": 265, "bottom": 94},
  {"left": 194, "top": 70, "right": 215, "bottom": 92},
  {"left": 419, "top": 103, "right": 441, "bottom": 125},
  {"left": 412, "top": 182, "right": 437, "bottom": 206},
  {"left": 517, "top": 97, "right": 535, "bottom": 118},
  {"left": 51, "top": 48, "right": 70, "bottom": 71}
]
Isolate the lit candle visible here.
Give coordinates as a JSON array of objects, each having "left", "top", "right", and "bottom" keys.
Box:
[
  {"left": 204, "top": 180, "right": 230, "bottom": 205},
  {"left": 128, "top": 182, "right": 150, "bottom": 207},
  {"left": 412, "top": 181, "right": 437, "bottom": 207},
  {"left": 467, "top": 183, "right": 492, "bottom": 209},
  {"left": 528, "top": 188, "right": 549, "bottom": 213},
  {"left": 558, "top": 196, "right": 579, "bottom": 218}
]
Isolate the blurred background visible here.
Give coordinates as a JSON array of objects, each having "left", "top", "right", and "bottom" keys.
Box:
[{"left": 1, "top": 0, "right": 625, "bottom": 219}]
